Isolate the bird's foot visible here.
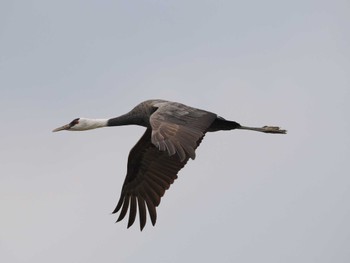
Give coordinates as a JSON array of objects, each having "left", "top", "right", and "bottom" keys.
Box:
[{"left": 262, "top": 126, "right": 287, "bottom": 134}]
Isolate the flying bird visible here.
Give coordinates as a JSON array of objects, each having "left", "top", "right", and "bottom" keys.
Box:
[{"left": 53, "top": 99, "right": 286, "bottom": 230}]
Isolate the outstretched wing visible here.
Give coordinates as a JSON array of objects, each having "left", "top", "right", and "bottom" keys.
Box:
[
  {"left": 113, "top": 102, "right": 217, "bottom": 230},
  {"left": 150, "top": 101, "right": 217, "bottom": 161},
  {"left": 112, "top": 129, "right": 195, "bottom": 230}
]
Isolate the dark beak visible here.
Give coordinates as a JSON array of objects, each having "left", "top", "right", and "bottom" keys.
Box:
[{"left": 52, "top": 124, "right": 70, "bottom": 132}]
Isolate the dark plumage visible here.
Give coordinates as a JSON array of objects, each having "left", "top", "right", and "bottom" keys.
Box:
[{"left": 53, "top": 99, "right": 286, "bottom": 230}]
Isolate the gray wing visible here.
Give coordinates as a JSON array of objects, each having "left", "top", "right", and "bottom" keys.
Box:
[
  {"left": 113, "top": 103, "right": 216, "bottom": 230},
  {"left": 113, "top": 128, "right": 205, "bottom": 230},
  {"left": 150, "top": 102, "right": 217, "bottom": 162}
]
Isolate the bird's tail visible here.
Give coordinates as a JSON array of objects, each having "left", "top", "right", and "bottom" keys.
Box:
[{"left": 208, "top": 117, "right": 241, "bottom": 131}]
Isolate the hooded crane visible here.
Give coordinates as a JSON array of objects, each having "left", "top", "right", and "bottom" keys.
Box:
[{"left": 53, "top": 99, "right": 286, "bottom": 230}]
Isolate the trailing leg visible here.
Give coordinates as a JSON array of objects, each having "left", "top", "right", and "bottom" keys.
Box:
[{"left": 238, "top": 125, "right": 286, "bottom": 134}]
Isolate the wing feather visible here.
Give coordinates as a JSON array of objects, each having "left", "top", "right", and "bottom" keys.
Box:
[
  {"left": 113, "top": 102, "right": 217, "bottom": 230},
  {"left": 127, "top": 195, "right": 137, "bottom": 228},
  {"left": 143, "top": 193, "right": 157, "bottom": 226},
  {"left": 137, "top": 197, "right": 147, "bottom": 231},
  {"left": 116, "top": 195, "right": 129, "bottom": 222},
  {"left": 150, "top": 102, "right": 216, "bottom": 161}
]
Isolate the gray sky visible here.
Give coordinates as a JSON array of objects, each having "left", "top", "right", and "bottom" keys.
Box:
[{"left": 1, "top": 1, "right": 349, "bottom": 262}]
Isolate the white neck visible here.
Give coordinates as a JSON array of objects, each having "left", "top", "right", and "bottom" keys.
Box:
[{"left": 71, "top": 118, "right": 109, "bottom": 131}]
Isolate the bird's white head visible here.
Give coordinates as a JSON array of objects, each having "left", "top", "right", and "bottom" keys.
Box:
[{"left": 52, "top": 118, "right": 108, "bottom": 132}]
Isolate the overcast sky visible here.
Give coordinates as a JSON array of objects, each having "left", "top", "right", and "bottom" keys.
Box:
[{"left": 1, "top": 0, "right": 349, "bottom": 262}]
